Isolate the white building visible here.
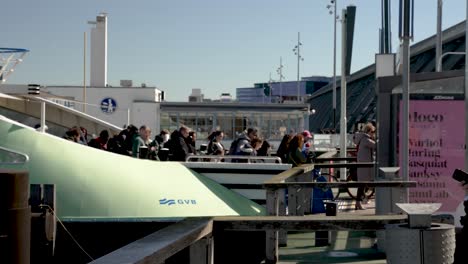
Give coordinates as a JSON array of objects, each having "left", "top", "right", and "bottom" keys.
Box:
[{"left": 188, "top": 88, "right": 204, "bottom": 102}]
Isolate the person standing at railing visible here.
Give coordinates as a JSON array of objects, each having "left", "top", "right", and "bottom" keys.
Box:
[
  {"left": 250, "top": 138, "right": 264, "bottom": 157},
  {"left": 354, "top": 123, "right": 376, "bottom": 210},
  {"left": 121, "top": 125, "right": 138, "bottom": 155},
  {"left": 207, "top": 130, "right": 225, "bottom": 156},
  {"left": 168, "top": 126, "right": 191, "bottom": 161},
  {"left": 233, "top": 128, "right": 257, "bottom": 156},
  {"left": 187, "top": 131, "right": 197, "bottom": 155},
  {"left": 89, "top": 130, "right": 109, "bottom": 150},
  {"left": 63, "top": 127, "right": 81, "bottom": 143},
  {"left": 276, "top": 134, "right": 292, "bottom": 163},
  {"left": 154, "top": 129, "right": 170, "bottom": 148},
  {"left": 256, "top": 140, "right": 271, "bottom": 156},
  {"left": 132, "top": 125, "right": 154, "bottom": 159},
  {"left": 287, "top": 134, "right": 307, "bottom": 167}
]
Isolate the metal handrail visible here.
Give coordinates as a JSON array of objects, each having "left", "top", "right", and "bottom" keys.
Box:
[
  {"left": 0, "top": 146, "right": 30, "bottom": 165},
  {"left": 437, "top": 51, "right": 466, "bottom": 72},
  {"left": 185, "top": 155, "right": 282, "bottom": 164}
]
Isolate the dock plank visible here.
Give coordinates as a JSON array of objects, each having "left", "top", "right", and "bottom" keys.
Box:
[
  {"left": 214, "top": 215, "right": 407, "bottom": 231},
  {"left": 264, "top": 181, "right": 416, "bottom": 189},
  {"left": 90, "top": 218, "right": 213, "bottom": 264},
  {"left": 314, "top": 162, "right": 375, "bottom": 169}
]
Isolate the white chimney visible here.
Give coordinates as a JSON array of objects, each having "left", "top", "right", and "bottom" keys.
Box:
[{"left": 88, "top": 13, "right": 108, "bottom": 87}]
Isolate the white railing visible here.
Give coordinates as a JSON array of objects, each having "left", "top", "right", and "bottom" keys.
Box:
[{"left": 185, "top": 155, "right": 282, "bottom": 164}]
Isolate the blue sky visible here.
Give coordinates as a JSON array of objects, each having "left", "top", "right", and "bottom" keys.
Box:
[{"left": 1, "top": 0, "right": 466, "bottom": 101}]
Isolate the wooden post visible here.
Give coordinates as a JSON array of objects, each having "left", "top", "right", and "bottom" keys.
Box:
[
  {"left": 207, "top": 236, "right": 214, "bottom": 264},
  {"left": 278, "top": 189, "right": 287, "bottom": 246},
  {"left": 297, "top": 173, "right": 308, "bottom": 216},
  {"left": 190, "top": 238, "right": 208, "bottom": 264},
  {"left": 30, "top": 184, "right": 56, "bottom": 258},
  {"left": 0, "top": 170, "right": 30, "bottom": 264},
  {"left": 265, "top": 188, "right": 279, "bottom": 263},
  {"left": 288, "top": 186, "right": 297, "bottom": 216}
]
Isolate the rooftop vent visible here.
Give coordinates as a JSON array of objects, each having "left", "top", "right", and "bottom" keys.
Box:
[{"left": 120, "top": 80, "right": 133, "bottom": 87}]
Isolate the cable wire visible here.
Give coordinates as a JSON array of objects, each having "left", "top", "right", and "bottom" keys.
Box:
[{"left": 42, "top": 204, "right": 94, "bottom": 261}]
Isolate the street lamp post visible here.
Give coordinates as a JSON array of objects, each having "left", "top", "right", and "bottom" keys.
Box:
[
  {"left": 436, "top": 0, "right": 443, "bottom": 72},
  {"left": 269, "top": 72, "right": 274, "bottom": 103},
  {"left": 277, "top": 56, "right": 284, "bottom": 103},
  {"left": 293, "top": 32, "right": 304, "bottom": 103},
  {"left": 327, "top": 0, "right": 339, "bottom": 128},
  {"left": 399, "top": 0, "right": 414, "bottom": 202}
]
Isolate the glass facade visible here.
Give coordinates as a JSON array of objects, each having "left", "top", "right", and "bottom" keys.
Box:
[
  {"left": 160, "top": 111, "right": 306, "bottom": 141},
  {"left": 236, "top": 77, "right": 331, "bottom": 103}
]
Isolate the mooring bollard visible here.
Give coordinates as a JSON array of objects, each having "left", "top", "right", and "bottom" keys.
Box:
[
  {"left": 385, "top": 203, "right": 455, "bottom": 264},
  {"left": 0, "top": 170, "right": 31, "bottom": 264}
]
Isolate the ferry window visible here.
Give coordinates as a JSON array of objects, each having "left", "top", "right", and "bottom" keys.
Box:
[
  {"left": 179, "top": 114, "right": 196, "bottom": 132},
  {"left": 217, "top": 113, "right": 233, "bottom": 140},
  {"left": 160, "top": 112, "right": 170, "bottom": 131},
  {"left": 270, "top": 113, "right": 289, "bottom": 140},
  {"left": 233, "top": 113, "right": 246, "bottom": 138},
  {"left": 167, "top": 113, "right": 179, "bottom": 132}
]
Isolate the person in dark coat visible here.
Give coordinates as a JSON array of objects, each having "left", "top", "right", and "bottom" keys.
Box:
[
  {"left": 169, "top": 126, "right": 191, "bottom": 161},
  {"left": 276, "top": 134, "right": 292, "bottom": 163},
  {"left": 354, "top": 123, "right": 376, "bottom": 209},
  {"left": 154, "top": 129, "right": 170, "bottom": 148},
  {"left": 187, "top": 131, "right": 197, "bottom": 155},
  {"left": 121, "top": 125, "right": 138, "bottom": 153},
  {"left": 256, "top": 140, "right": 271, "bottom": 156}
]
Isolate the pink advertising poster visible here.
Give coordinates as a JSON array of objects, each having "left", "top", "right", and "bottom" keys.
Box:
[{"left": 399, "top": 100, "right": 465, "bottom": 213}]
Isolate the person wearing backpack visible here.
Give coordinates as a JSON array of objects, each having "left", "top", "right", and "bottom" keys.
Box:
[{"left": 234, "top": 128, "right": 257, "bottom": 155}]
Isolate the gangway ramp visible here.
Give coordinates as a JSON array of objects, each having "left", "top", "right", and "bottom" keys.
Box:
[{"left": 0, "top": 92, "right": 121, "bottom": 135}]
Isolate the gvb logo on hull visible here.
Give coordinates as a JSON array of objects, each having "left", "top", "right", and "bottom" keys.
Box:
[{"left": 159, "top": 198, "right": 197, "bottom": 206}]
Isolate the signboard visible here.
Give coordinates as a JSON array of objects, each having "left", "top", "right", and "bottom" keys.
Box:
[
  {"left": 100, "top": 97, "right": 117, "bottom": 114},
  {"left": 399, "top": 100, "right": 465, "bottom": 215}
]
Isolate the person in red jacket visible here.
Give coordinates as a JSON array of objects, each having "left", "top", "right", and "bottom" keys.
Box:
[{"left": 89, "top": 130, "right": 110, "bottom": 150}]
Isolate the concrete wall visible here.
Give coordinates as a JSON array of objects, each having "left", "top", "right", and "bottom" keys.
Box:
[{"left": 132, "top": 102, "right": 160, "bottom": 134}]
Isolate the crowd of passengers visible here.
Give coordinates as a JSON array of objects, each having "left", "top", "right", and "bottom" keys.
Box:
[{"left": 61, "top": 125, "right": 316, "bottom": 165}]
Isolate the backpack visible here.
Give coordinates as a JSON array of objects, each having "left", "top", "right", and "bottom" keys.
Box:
[{"left": 227, "top": 138, "right": 241, "bottom": 155}]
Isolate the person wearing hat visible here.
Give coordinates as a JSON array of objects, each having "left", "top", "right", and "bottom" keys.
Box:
[
  {"left": 302, "top": 130, "right": 313, "bottom": 140},
  {"left": 301, "top": 130, "right": 314, "bottom": 160}
]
